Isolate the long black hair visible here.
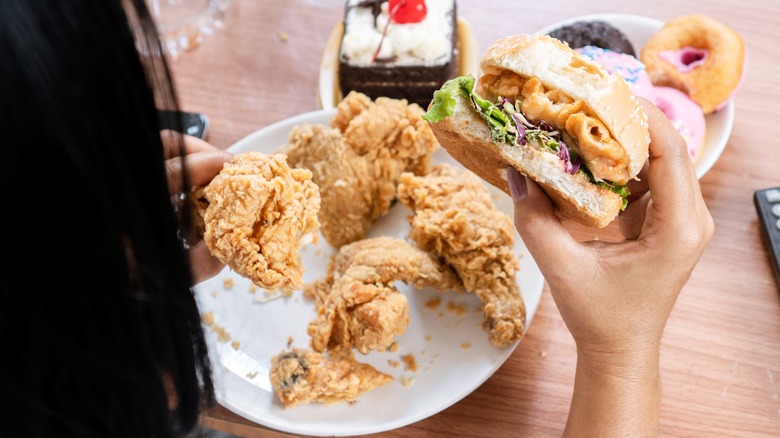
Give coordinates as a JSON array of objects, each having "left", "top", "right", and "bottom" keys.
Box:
[{"left": 0, "top": 0, "right": 214, "bottom": 436}]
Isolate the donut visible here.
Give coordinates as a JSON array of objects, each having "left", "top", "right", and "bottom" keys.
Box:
[
  {"left": 547, "top": 21, "right": 636, "bottom": 56},
  {"left": 654, "top": 86, "right": 706, "bottom": 161},
  {"left": 641, "top": 15, "right": 747, "bottom": 114},
  {"left": 576, "top": 46, "right": 656, "bottom": 104}
]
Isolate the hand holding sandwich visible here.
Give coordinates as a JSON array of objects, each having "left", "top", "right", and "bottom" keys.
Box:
[{"left": 508, "top": 99, "right": 714, "bottom": 436}]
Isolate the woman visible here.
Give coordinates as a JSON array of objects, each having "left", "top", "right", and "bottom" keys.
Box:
[
  {"left": 0, "top": 0, "right": 230, "bottom": 436},
  {"left": 0, "top": 0, "right": 713, "bottom": 436}
]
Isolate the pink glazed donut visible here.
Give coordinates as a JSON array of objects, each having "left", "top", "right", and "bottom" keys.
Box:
[
  {"left": 654, "top": 86, "right": 706, "bottom": 161},
  {"left": 576, "top": 46, "right": 656, "bottom": 104},
  {"left": 641, "top": 15, "right": 747, "bottom": 114}
]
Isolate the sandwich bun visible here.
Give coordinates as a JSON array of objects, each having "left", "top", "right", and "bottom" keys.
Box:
[{"left": 424, "top": 34, "right": 650, "bottom": 228}]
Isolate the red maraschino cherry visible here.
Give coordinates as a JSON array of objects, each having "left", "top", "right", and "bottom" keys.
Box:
[{"left": 388, "top": 0, "right": 426, "bottom": 24}]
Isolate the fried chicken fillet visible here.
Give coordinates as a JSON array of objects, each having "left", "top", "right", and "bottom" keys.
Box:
[
  {"left": 281, "top": 91, "right": 439, "bottom": 248},
  {"left": 197, "top": 152, "right": 320, "bottom": 291},
  {"left": 270, "top": 348, "right": 392, "bottom": 408},
  {"left": 281, "top": 123, "right": 375, "bottom": 249},
  {"left": 397, "top": 164, "right": 526, "bottom": 347},
  {"left": 306, "top": 236, "right": 462, "bottom": 354}
]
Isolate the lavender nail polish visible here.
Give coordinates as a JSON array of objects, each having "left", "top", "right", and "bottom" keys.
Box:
[{"left": 507, "top": 167, "right": 527, "bottom": 201}]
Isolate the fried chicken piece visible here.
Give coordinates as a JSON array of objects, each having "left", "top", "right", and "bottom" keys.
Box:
[
  {"left": 306, "top": 236, "right": 462, "bottom": 354},
  {"left": 270, "top": 348, "right": 392, "bottom": 408},
  {"left": 281, "top": 92, "right": 439, "bottom": 248},
  {"left": 338, "top": 92, "right": 439, "bottom": 217},
  {"left": 198, "top": 152, "right": 320, "bottom": 291},
  {"left": 397, "top": 164, "right": 526, "bottom": 347},
  {"left": 281, "top": 124, "right": 375, "bottom": 249},
  {"left": 331, "top": 90, "right": 372, "bottom": 132}
]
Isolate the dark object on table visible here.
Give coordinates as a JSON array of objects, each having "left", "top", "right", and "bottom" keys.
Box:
[
  {"left": 158, "top": 109, "right": 210, "bottom": 139},
  {"left": 754, "top": 186, "right": 780, "bottom": 290}
]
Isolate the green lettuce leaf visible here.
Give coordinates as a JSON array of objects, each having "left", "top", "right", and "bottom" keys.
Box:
[{"left": 422, "top": 75, "right": 476, "bottom": 123}]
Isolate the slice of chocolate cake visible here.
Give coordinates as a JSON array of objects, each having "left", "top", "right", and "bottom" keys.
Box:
[{"left": 338, "top": 0, "right": 459, "bottom": 108}]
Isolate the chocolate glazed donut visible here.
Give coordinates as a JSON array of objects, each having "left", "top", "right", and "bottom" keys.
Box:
[{"left": 547, "top": 21, "right": 635, "bottom": 56}]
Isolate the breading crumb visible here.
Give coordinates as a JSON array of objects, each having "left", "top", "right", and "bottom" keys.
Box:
[
  {"left": 223, "top": 278, "right": 234, "bottom": 289},
  {"left": 425, "top": 297, "right": 442, "bottom": 310},
  {"left": 447, "top": 301, "right": 467, "bottom": 316},
  {"left": 278, "top": 31, "right": 289, "bottom": 42},
  {"left": 401, "top": 354, "right": 418, "bottom": 372},
  {"left": 201, "top": 311, "right": 231, "bottom": 343}
]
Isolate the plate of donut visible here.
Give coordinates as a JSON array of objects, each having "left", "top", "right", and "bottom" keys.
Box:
[{"left": 536, "top": 13, "right": 740, "bottom": 179}]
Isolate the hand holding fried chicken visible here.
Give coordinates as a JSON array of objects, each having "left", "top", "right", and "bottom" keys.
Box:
[
  {"left": 196, "top": 152, "right": 320, "bottom": 291},
  {"left": 163, "top": 133, "right": 233, "bottom": 283}
]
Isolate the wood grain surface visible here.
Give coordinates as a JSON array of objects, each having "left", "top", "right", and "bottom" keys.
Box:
[{"left": 168, "top": 1, "right": 780, "bottom": 436}]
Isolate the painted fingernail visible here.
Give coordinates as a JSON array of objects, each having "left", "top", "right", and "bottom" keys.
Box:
[{"left": 507, "top": 166, "right": 527, "bottom": 201}]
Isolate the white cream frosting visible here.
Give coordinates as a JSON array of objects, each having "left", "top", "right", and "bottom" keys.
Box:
[{"left": 340, "top": 0, "right": 455, "bottom": 66}]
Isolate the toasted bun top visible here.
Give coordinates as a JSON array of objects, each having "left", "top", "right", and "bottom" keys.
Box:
[{"left": 479, "top": 34, "right": 650, "bottom": 181}]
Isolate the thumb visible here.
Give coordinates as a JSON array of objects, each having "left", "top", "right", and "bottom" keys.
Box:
[{"left": 507, "top": 166, "right": 578, "bottom": 269}]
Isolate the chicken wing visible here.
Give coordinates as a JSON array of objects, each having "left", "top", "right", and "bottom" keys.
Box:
[
  {"left": 197, "top": 152, "right": 320, "bottom": 291},
  {"left": 397, "top": 164, "right": 526, "bottom": 347},
  {"left": 280, "top": 92, "right": 439, "bottom": 248},
  {"left": 270, "top": 348, "right": 393, "bottom": 408},
  {"left": 306, "top": 236, "right": 462, "bottom": 354}
]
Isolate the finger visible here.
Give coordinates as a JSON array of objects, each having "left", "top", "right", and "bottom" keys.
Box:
[
  {"left": 161, "top": 130, "right": 221, "bottom": 159},
  {"left": 187, "top": 150, "right": 232, "bottom": 187},
  {"left": 638, "top": 99, "right": 699, "bottom": 230},
  {"left": 182, "top": 134, "right": 221, "bottom": 154},
  {"left": 507, "top": 166, "right": 579, "bottom": 269},
  {"left": 188, "top": 240, "right": 225, "bottom": 284},
  {"left": 166, "top": 150, "right": 232, "bottom": 194}
]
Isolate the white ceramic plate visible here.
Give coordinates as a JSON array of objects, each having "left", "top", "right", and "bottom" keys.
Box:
[
  {"left": 535, "top": 13, "right": 735, "bottom": 179},
  {"left": 193, "top": 108, "right": 545, "bottom": 436}
]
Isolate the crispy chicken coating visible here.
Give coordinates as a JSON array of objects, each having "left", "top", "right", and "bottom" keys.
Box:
[
  {"left": 270, "top": 348, "right": 392, "bottom": 408},
  {"left": 397, "top": 164, "right": 526, "bottom": 347},
  {"left": 198, "top": 152, "right": 320, "bottom": 291},
  {"left": 281, "top": 91, "right": 439, "bottom": 248},
  {"left": 281, "top": 124, "right": 375, "bottom": 249},
  {"left": 306, "top": 236, "right": 462, "bottom": 354}
]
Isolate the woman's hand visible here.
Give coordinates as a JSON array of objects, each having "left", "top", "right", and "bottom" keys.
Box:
[
  {"left": 507, "top": 99, "right": 714, "bottom": 436},
  {"left": 163, "top": 132, "right": 232, "bottom": 283}
]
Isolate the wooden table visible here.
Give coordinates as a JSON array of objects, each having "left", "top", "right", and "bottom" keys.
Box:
[{"left": 170, "top": 1, "right": 780, "bottom": 436}]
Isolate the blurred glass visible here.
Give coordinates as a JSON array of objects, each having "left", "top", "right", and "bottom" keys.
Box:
[{"left": 147, "top": 0, "right": 233, "bottom": 59}]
